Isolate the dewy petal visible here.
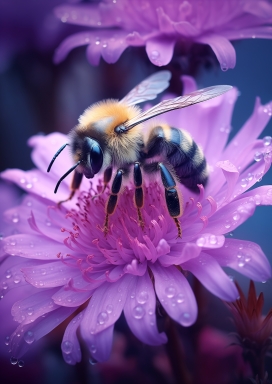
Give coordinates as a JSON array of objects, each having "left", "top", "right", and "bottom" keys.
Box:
[
  {"left": 151, "top": 264, "right": 197, "bottom": 327},
  {"left": 183, "top": 253, "right": 239, "bottom": 301},
  {"left": 52, "top": 287, "right": 92, "bottom": 308},
  {"left": 146, "top": 36, "right": 176, "bottom": 66},
  {"left": 61, "top": 310, "right": 84, "bottom": 365},
  {"left": 10, "top": 306, "right": 76, "bottom": 359},
  {"left": 216, "top": 160, "right": 239, "bottom": 202},
  {"left": 124, "top": 271, "right": 167, "bottom": 346},
  {"left": 208, "top": 239, "right": 272, "bottom": 282},
  {"left": 196, "top": 33, "right": 236, "bottom": 70},
  {"left": 82, "top": 325, "right": 114, "bottom": 363},
  {"left": 159, "top": 242, "right": 201, "bottom": 267}
]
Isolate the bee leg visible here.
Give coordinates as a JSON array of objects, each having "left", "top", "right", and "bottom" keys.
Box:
[
  {"left": 57, "top": 171, "right": 83, "bottom": 206},
  {"left": 92, "top": 167, "right": 112, "bottom": 200},
  {"left": 133, "top": 162, "right": 144, "bottom": 229},
  {"left": 158, "top": 163, "right": 182, "bottom": 238},
  {"left": 104, "top": 169, "right": 124, "bottom": 235}
]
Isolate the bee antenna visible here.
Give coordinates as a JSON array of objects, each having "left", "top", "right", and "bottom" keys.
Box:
[
  {"left": 54, "top": 161, "right": 81, "bottom": 194},
  {"left": 47, "top": 143, "right": 69, "bottom": 173}
]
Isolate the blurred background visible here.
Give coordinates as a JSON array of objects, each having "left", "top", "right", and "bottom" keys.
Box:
[{"left": 0, "top": 1, "right": 272, "bottom": 383}]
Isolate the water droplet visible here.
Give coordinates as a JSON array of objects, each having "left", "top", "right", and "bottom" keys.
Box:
[
  {"left": 176, "top": 293, "right": 184, "bottom": 304},
  {"left": 12, "top": 214, "right": 20, "bottom": 223},
  {"left": 27, "top": 307, "right": 33, "bottom": 316},
  {"left": 221, "top": 63, "right": 228, "bottom": 71},
  {"left": 10, "top": 356, "right": 18, "bottom": 365},
  {"left": 5, "top": 270, "right": 12, "bottom": 279},
  {"left": 263, "top": 136, "right": 272, "bottom": 146},
  {"left": 2, "top": 281, "right": 8, "bottom": 290},
  {"left": 150, "top": 50, "right": 160, "bottom": 60},
  {"left": 196, "top": 237, "right": 205, "bottom": 247},
  {"left": 5, "top": 336, "right": 10, "bottom": 345},
  {"left": 26, "top": 183, "right": 33, "bottom": 189},
  {"left": 254, "top": 194, "right": 262, "bottom": 205},
  {"left": 45, "top": 219, "right": 51, "bottom": 227},
  {"left": 228, "top": 275, "right": 234, "bottom": 282},
  {"left": 89, "top": 357, "right": 97, "bottom": 365},
  {"left": 181, "top": 312, "right": 191, "bottom": 325},
  {"left": 97, "top": 311, "right": 109, "bottom": 325},
  {"left": 209, "top": 235, "right": 217, "bottom": 245},
  {"left": 255, "top": 172, "right": 263, "bottom": 182},
  {"left": 41, "top": 269, "right": 46, "bottom": 276},
  {"left": 254, "top": 151, "right": 262, "bottom": 162},
  {"left": 165, "top": 286, "right": 176, "bottom": 298},
  {"left": 238, "top": 261, "right": 245, "bottom": 267},
  {"left": 240, "top": 178, "right": 248, "bottom": 188},
  {"left": 130, "top": 293, "right": 135, "bottom": 299},
  {"left": 148, "top": 309, "right": 153, "bottom": 315},
  {"left": 106, "top": 304, "right": 113, "bottom": 314},
  {"left": 224, "top": 221, "right": 231, "bottom": 229},
  {"left": 20, "top": 178, "right": 26, "bottom": 184},
  {"left": 132, "top": 305, "right": 145, "bottom": 319},
  {"left": 13, "top": 275, "right": 21, "bottom": 284},
  {"left": 245, "top": 256, "right": 251, "bottom": 262},
  {"left": 137, "top": 291, "right": 149, "bottom": 304},
  {"left": 95, "top": 38, "right": 100, "bottom": 45},
  {"left": 247, "top": 172, "right": 254, "bottom": 181},
  {"left": 62, "top": 340, "right": 73, "bottom": 354},
  {"left": 233, "top": 213, "right": 240, "bottom": 221},
  {"left": 18, "top": 360, "right": 24, "bottom": 367},
  {"left": 90, "top": 344, "right": 97, "bottom": 354},
  {"left": 102, "top": 43, "right": 107, "bottom": 48},
  {"left": 24, "top": 331, "right": 35, "bottom": 344}
]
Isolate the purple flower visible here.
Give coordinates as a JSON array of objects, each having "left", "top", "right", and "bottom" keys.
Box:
[
  {"left": 1, "top": 75, "right": 272, "bottom": 364},
  {"left": 54, "top": 0, "right": 272, "bottom": 70}
]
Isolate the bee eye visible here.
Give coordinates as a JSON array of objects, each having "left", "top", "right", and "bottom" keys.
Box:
[{"left": 82, "top": 138, "right": 103, "bottom": 177}]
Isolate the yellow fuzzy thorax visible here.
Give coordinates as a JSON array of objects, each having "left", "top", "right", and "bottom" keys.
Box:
[{"left": 78, "top": 100, "right": 141, "bottom": 134}]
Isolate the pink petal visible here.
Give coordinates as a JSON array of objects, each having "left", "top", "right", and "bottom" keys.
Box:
[
  {"left": 195, "top": 233, "right": 225, "bottom": 249},
  {"left": 61, "top": 310, "right": 84, "bottom": 365},
  {"left": 124, "top": 272, "right": 167, "bottom": 346},
  {"left": 22, "top": 261, "right": 80, "bottom": 288},
  {"left": 208, "top": 239, "right": 271, "bottom": 282},
  {"left": 224, "top": 26, "right": 272, "bottom": 40},
  {"left": 11, "top": 287, "right": 59, "bottom": 324},
  {"left": 159, "top": 242, "right": 201, "bottom": 266},
  {"left": 52, "top": 287, "right": 92, "bottom": 307},
  {"left": 242, "top": 185, "right": 272, "bottom": 206},
  {"left": 146, "top": 36, "right": 176, "bottom": 66},
  {"left": 156, "top": 7, "right": 175, "bottom": 34},
  {"left": 10, "top": 306, "right": 75, "bottom": 358},
  {"left": 215, "top": 160, "right": 239, "bottom": 202},
  {"left": 151, "top": 264, "right": 197, "bottom": 327},
  {"left": 81, "top": 325, "right": 114, "bottom": 362},
  {"left": 3, "top": 234, "right": 69, "bottom": 260},
  {"left": 197, "top": 33, "right": 236, "bottom": 70},
  {"left": 183, "top": 253, "right": 238, "bottom": 301}
]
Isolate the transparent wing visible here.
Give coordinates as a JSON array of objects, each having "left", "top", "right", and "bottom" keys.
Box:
[
  {"left": 119, "top": 70, "right": 171, "bottom": 106},
  {"left": 124, "top": 85, "right": 233, "bottom": 129}
]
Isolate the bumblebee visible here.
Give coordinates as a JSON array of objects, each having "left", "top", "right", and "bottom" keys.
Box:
[{"left": 48, "top": 71, "right": 231, "bottom": 236}]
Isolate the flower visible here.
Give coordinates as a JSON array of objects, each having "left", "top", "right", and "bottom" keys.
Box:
[
  {"left": 227, "top": 281, "right": 272, "bottom": 380},
  {"left": 1, "top": 75, "right": 272, "bottom": 365},
  {"left": 54, "top": 0, "right": 272, "bottom": 70}
]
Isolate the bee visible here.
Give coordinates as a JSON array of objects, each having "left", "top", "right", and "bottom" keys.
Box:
[{"left": 47, "top": 71, "right": 231, "bottom": 236}]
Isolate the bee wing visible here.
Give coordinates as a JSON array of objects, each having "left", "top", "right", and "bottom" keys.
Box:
[
  {"left": 119, "top": 70, "right": 171, "bottom": 106},
  {"left": 124, "top": 85, "right": 233, "bottom": 130}
]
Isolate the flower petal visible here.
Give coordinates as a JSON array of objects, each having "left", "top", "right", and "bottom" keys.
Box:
[
  {"left": 61, "top": 311, "right": 84, "bottom": 365},
  {"left": 183, "top": 253, "right": 239, "bottom": 301},
  {"left": 146, "top": 36, "right": 176, "bottom": 66},
  {"left": 209, "top": 239, "right": 271, "bottom": 282},
  {"left": 82, "top": 325, "right": 114, "bottom": 363},
  {"left": 124, "top": 272, "right": 167, "bottom": 345},
  {"left": 197, "top": 33, "right": 236, "bottom": 70},
  {"left": 151, "top": 264, "right": 197, "bottom": 327},
  {"left": 159, "top": 242, "right": 201, "bottom": 266}
]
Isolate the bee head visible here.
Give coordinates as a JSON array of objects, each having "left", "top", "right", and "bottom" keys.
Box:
[{"left": 81, "top": 137, "right": 103, "bottom": 179}]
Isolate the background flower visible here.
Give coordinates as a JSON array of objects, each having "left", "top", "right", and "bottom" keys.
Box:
[
  {"left": 54, "top": 0, "right": 272, "bottom": 69},
  {"left": 1, "top": 76, "right": 271, "bottom": 370}
]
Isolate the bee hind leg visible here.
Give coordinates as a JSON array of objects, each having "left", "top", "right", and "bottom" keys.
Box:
[
  {"left": 57, "top": 171, "right": 83, "bottom": 206},
  {"left": 104, "top": 169, "right": 124, "bottom": 236},
  {"left": 133, "top": 162, "right": 144, "bottom": 229},
  {"left": 158, "top": 163, "right": 183, "bottom": 238}
]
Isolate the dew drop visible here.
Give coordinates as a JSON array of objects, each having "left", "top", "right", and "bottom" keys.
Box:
[
  {"left": 90, "top": 344, "right": 97, "bottom": 354},
  {"left": 209, "top": 235, "right": 217, "bottom": 245},
  {"left": 5, "top": 336, "right": 10, "bottom": 346},
  {"left": 18, "top": 360, "right": 25, "bottom": 368},
  {"left": 255, "top": 172, "right": 263, "bottom": 182},
  {"left": 150, "top": 50, "right": 160, "bottom": 60},
  {"left": 254, "top": 151, "right": 262, "bottom": 162},
  {"left": 97, "top": 311, "right": 109, "bottom": 325},
  {"left": 247, "top": 172, "right": 254, "bottom": 181},
  {"left": 165, "top": 286, "right": 176, "bottom": 298},
  {"left": 102, "top": 43, "right": 107, "bottom": 48},
  {"left": 24, "top": 331, "right": 35, "bottom": 344},
  {"left": 224, "top": 222, "right": 231, "bottom": 229},
  {"left": 254, "top": 194, "right": 262, "bottom": 205},
  {"left": 137, "top": 290, "right": 149, "bottom": 304},
  {"left": 221, "top": 63, "right": 228, "bottom": 71},
  {"left": 233, "top": 213, "right": 240, "bottom": 221},
  {"left": 10, "top": 356, "right": 18, "bottom": 365},
  {"left": 130, "top": 293, "right": 135, "bottom": 299},
  {"left": 12, "top": 214, "right": 20, "bottom": 223},
  {"left": 5, "top": 270, "right": 12, "bottom": 279},
  {"left": 148, "top": 309, "right": 153, "bottom": 315},
  {"left": 176, "top": 293, "right": 185, "bottom": 304},
  {"left": 238, "top": 261, "right": 245, "bottom": 267},
  {"left": 89, "top": 357, "right": 97, "bottom": 365},
  {"left": 106, "top": 304, "right": 113, "bottom": 314},
  {"left": 196, "top": 237, "right": 205, "bottom": 247},
  {"left": 132, "top": 305, "right": 145, "bottom": 319},
  {"left": 26, "top": 183, "right": 33, "bottom": 189},
  {"left": 20, "top": 178, "right": 26, "bottom": 184},
  {"left": 62, "top": 340, "right": 73, "bottom": 354},
  {"left": 41, "top": 269, "right": 46, "bottom": 276},
  {"left": 245, "top": 256, "right": 251, "bottom": 262},
  {"left": 45, "top": 219, "right": 51, "bottom": 227},
  {"left": 240, "top": 178, "right": 248, "bottom": 188},
  {"left": 95, "top": 38, "right": 100, "bottom": 45},
  {"left": 13, "top": 275, "right": 21, "bottom": 284},
  {"left": 181, "top": 312, "right": 191, "bottom": 325},
  {"left": 2, "top": 281, "right": 8, "bottom": 290},
  {"left": 27, "top": 307, "right": 33, "bottom": 316},
  {"left": 263, "top": 136, "right": 272, "bottom": 146}
]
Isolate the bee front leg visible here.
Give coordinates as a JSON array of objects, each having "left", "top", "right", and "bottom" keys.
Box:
[
  {"left": 133, "top": 162, "right": 144, "bottom": 229},
  {"left": 158, "top": 163, "right": 183, "bottom": 238},
  {"left": 104, "top": 169, "right": 124, "bottom": 235},
  {"left": 58, "top": 170, "right": 83, "bottom": 205},
  {"left": 92, "top": 167, "right": 112, "bottom": 200}
]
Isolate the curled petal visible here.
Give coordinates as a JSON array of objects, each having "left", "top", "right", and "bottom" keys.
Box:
[
  {"left": 61, "top": 311, "right": 85, "bottom": 365},
  {"left": 146, "top": 36, "right": 176, "bottom": 66}
]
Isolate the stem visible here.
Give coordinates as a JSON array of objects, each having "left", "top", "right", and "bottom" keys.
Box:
[{"left": 164, "top": 316, "right": 193, "bottom": 384}]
